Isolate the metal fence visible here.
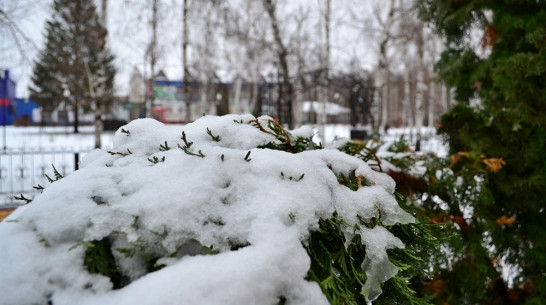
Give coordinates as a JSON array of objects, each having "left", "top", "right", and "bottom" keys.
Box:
[{"left": 0, "top": 148, "right": 87, "bottom": 206}]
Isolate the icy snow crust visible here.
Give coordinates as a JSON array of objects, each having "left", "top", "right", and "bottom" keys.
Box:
[{"left": 0, "top": 114, "right": 414, "bottom": 304}]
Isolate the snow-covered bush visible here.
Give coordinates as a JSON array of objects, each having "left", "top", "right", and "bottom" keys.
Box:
[{"left": 0, "top": 115, "right": 433, "bottom": 305}]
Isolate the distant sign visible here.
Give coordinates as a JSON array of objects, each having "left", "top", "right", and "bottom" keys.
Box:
[{"left": 153, "top": 85, "right": 181, "bottom": 101}]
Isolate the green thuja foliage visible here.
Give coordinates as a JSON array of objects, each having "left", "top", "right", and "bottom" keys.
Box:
[
  {"left": 305, "top": 213, "right": 368, "bottom": 305},
  {"left": 305, "top": 209, "right": 438, "bottom": 305},
  {"left": 82, "top": 238, "right": 126, "bottom": 289},
  {"left": 253, "top": 119, "right": 322, "bottom": 152},
  {"left": 416, "top": 1, "right": 546, "bottom": 303}
]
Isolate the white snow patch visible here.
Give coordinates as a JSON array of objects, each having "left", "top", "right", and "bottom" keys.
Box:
[{"left": 0, "top": 115, "right": 414, "bottom": 304}]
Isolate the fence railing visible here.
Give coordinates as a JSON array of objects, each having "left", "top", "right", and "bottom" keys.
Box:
[{"left": 0, "top": 148, "right": 88, "bottom": 206}]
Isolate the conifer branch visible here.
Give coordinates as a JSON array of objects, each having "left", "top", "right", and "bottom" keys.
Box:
[
  {"left": 244, "top": 151, "right": 252, "bottom": 162},
  {"left": 159, "top": 141, "right": 171, "bottom": 151},
  {"left": 45, "top": 165, "right": 64, "bottom": 183},
  {"left": 107, "top": 149, "right": 132, "bottom": 156},
  {"left": 52, "top": 164, "right": 64, "bottom": 180},
  {"left": 178, "top": 144, "right": 205, "bottom": 158},
  {"left": 14, "top": 194, "right": 32, "bottom": 204},
  {"left": 206, "top": 128, "right": 220, "bottom": 142},
  {"left": 181, "top": 131, "right": 193, "bottom": 148},
  {"left": 148, "top": 156, "right": 166, "bottom": 164}
]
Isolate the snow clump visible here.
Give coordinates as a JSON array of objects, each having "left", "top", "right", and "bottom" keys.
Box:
[{"left": 0, "top": 114, "right": 414, "bottom": 304}]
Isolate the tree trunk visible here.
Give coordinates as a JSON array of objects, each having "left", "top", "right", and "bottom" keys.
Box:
[
  {"left": 199, "top": 2, "right": 214, "bottom": 116},
  {"left": 402, "top": 59, "right": 411, "bottom": 128},
  {"left": 316, "top": 0, "right": 331, "bottom": 140},
  {"left": 94, "top": 0, "right": 108, "bottom": 149},
  {"left": 262, "top": 0, "right": 292, "bottom": 128},
  {"left": 183, "top": 0, "right": 191, "bottom": 123},
  {"left": 251, "top": 82, "right": 259, "bottom": 117},
  {"left": 414, "top": 22, "right": 426, "bottom": 150},
  {"left": 377, "top": 0, "right": 396, "bottom": 132},
  {"left": 428, "top": 78, "right": 435, "bottom": 127},
  {"left": 146, "top": 0, "right": 158, "bottom": 118}
]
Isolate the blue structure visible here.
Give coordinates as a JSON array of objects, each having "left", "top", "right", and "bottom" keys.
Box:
[
  {"left": 0, "top": 70, "right": 16, "bottom": 126},
  {"left": 0, "top": 70, "right": 39, "bottom": 126},
  {"left": 14, "top": 98, "right": 38, "bottom": 125}
]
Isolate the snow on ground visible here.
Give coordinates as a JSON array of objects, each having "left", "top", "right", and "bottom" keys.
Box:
[
  {"left": 1, "top": 125, "right": 115, "bottom": 151},
  {"left": 0, "top": 115, "right": 415, "bottom": 304}
]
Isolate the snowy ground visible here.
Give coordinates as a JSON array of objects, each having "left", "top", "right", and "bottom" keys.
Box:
[
  {"left": 1, "top": 125, "right": 116, "bottom": 151},
  {"left": 0, "top": 122, "right": 446, "bottom": 206}
]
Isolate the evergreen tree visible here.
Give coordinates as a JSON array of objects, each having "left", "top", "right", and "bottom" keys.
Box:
[
  {"left": 417, "top": 1, "right": 546, "bottom": 303},
  {"left": 30, "top": 0, "right": 115, "bottom": 133}
]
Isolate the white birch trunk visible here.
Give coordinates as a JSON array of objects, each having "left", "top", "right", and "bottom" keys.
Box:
[
  {"left": 93, "top": 0, "right": 108, "bottom": 149},
  {"left": 146, "top": 0, "right": 158, "bottom": 119},
  {"left": 199, "top": 2, "right": 215, "bottom": 116},
  {"left": 428, "top": 79, "right": 435, "bottom": 127},
  {"left": 376, "top": 0, "right": 395, "bottom": 132},
  {"left": 414, "top": 22, "right": 426, "bottom": 150},
  {"left": 182, "top": 0, "right": 191, "bottom": 122},
  {"left": 403, "top": 62, "right": 412, "bottom": 128},
  {"left": 318, "top": 0, "right": 330, "bottom": 141}
]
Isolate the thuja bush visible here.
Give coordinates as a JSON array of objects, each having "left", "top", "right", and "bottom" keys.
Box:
[{"left": 0, "top": 115, "right": 438, "bottom": 305}]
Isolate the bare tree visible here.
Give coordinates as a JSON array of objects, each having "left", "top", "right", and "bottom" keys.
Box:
[
  {"left": 145, "top": 0, "right": 158, "bottom": 118},
  {"left": 182, "top": 0, "right": 190, "bottom": 122},
  {"left": 316, "top": 0, "right": 331, "bottom": 141},
  {"left": 91, "top": 0, "right": 108, "bottom": 148},
  {"left": 262, "top": 0, "right": 292, "bottom": 127},
  {"left": 414, "top": 21, "right": 425, "bottom": 148},
  {"left": 290, "top": 4, "right": 313, "bottom": 126},
  {"left": 198, "top": 1, "right": 216, "bottom": 116},
  {"left": 374, "top": 0, "right": 396, "bottom": 131},
  {"left": 0, "top": 8, "right": 39, "bottom": 65}
]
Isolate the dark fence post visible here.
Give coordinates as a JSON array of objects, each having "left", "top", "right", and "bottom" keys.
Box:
[{"left": 74, "top": 153, "right": 79, "bottom": 171}]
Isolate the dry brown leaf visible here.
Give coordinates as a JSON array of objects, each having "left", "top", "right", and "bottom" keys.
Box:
[
  {"left": 496, "top": 215, "right": 516, "bottom": 227},
  {"left": 481, "top": 25, "right": 498, "bottom": 49},
  {"left": 357, "top": 175, "right": 364, "bottom": 188},
  {"left": 450, "top": 151, "right": 469, "bottom": 168},
  {"left": 483, "top": 158, "right": 506, "bottom": 173}
]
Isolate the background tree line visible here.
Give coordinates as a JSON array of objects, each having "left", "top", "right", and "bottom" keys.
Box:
[{"left": 6, "top": 0, "right": 452, "bottom": 134}]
